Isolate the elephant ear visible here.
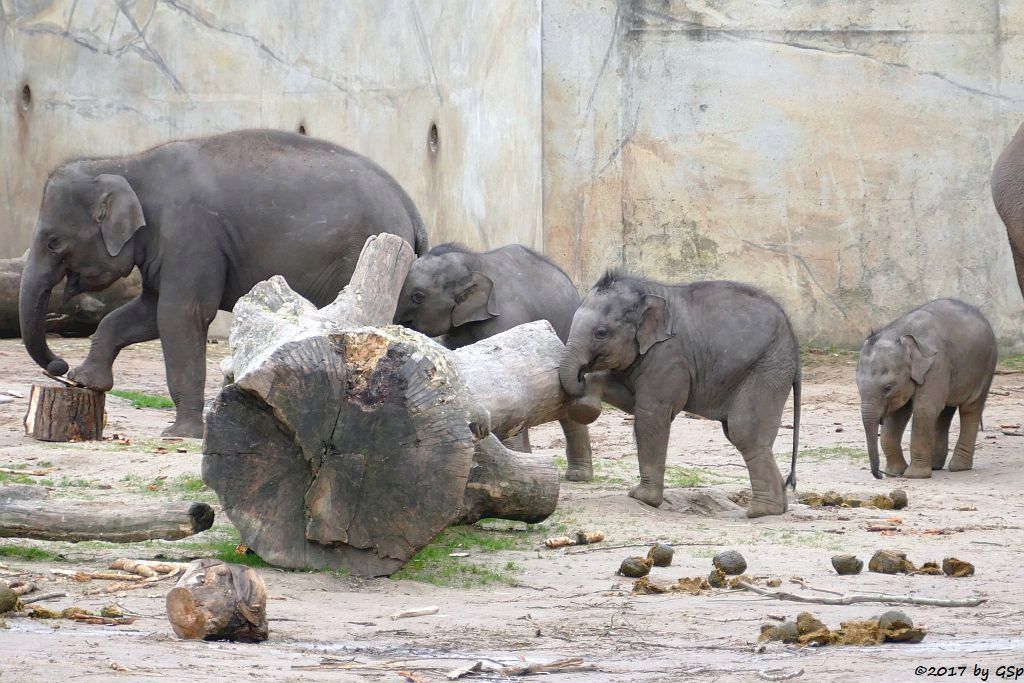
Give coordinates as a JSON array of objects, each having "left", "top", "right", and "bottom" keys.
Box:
[
  {"left": 93, "top": 174, "right": 145, "bottom": 257},
  {"left": 901, "top": 334, "right": 937, "bottom": 384},
  {"left": 451, "top": 271, "right": 499, "bottom": 327},
  {"left": 636, "top": 294, "right": 674, "bottom": 355}
]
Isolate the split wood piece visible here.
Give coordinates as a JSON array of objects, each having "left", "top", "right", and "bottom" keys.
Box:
[
  {"left": 204, "top": 234, "right": 565, "bottom": 576},
  {"left": 24, "top": 384, "right": 105, "bottom": 442},
  {"left": 0, "top": 253, "right": 142, "bottom": 338},
  {"left": 734, "top": 580, "right": 986, "bottom": 607},
  {"left": 166, "top": 558, "right": 268, "bottom": 642},
  {"left": 0, "top": 496, "right": 214, "bottom": 542},
  {"left": 110, "top": 559, "right": 189, "bottom": 577}
]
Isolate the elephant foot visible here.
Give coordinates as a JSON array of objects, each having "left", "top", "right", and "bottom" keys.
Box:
[
  {"left": 904, "top": 464, "right": 932, "bottom": 479},
  {"left": 67, "top": 363, "right": 114, "bottom": 392},
  {"left": 931, "top": 452, "right": 948, "bottom": 470},
  {"left": 948, "top": 453, "right": 973, "bottom": 472},
  {"left": 565, "top": 465, "right": 593, "bottom": 482},
  {"left": 746, "top": 496, "right": 786, "bottom": 518},
  {"left": 628, "top": 483, "right": 664, "bottom": 507},
  {"left": 883, "top": 461, "right": 907, "bottom": 477},
  {"left": 163, "top": 416, "right": 204, "bottom": 439}
]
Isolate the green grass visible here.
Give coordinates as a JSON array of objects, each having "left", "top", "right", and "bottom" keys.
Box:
[
  {"left": 1000, "top": 354, "right": 1024, "bottom": 372},
  {"left": 121, "top": 474, "right": 209, "bottom": 496},
  {"left": 0, "top": 472, "right": 36, "bottom": 485},
  {"left": 56, "top": 477, "right": 96, "bottom": 488},
  {"left": 801, "top": 345, "right": 859, "bottom": 365},
  {"left": 391, "top": 525, "right": 536, "bottom": 588},
  {"left": 801, "top": 446, "right": 866, "bottom": 463},
  {"left": 0, "top": 545, "right": 63, "bottom": 562},
  {"left": 108, "top": 390, "right": 175, "bottom": 409},
  {"left": 207, "top": 539, "right": 271, "bottom": 568}
]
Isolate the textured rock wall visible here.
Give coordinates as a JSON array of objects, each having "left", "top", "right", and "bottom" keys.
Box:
[
  {"left": 1, "top": 0, "right": 542, "bottom": 256},
  {"left": 542, "top": 0, "right": 1024, "bottom": 349}
]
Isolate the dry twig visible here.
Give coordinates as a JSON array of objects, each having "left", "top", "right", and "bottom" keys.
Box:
[
  {"left": 22, "top": 591, "right": 67, "bottom": 604},
  {"left": 736, "top": 581, "right": 985, "bottom": 607}
]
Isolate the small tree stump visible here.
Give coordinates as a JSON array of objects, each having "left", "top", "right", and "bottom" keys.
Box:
[
  {"left": 23, "top": 384, "right": 105, "bottom": 441},
  {"left": 165, "top": 559, "right": 268, "bottom": 642}
]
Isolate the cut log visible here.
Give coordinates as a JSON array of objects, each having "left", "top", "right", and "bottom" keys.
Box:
[
  {"left": 0, "top": 253, "right": 142, "bottom": 338},
  {"left": 165, "top": 558, "right": 268, "bottom": 642},
  {"left": 203, "top": 234, "right": 568, "bottom": 576},
  {"left": 0, "top": 491, "right": 214, "bottom": 542},
  {"left": 24, "top": 384, "right": 105, "bottom": 442}
]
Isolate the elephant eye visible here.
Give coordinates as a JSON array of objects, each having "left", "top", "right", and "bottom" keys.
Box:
[
  {"left": 46, "top": 235, "right": 63, "bottom": 252},
  {"left": 411, "top": 290, "right": 425, "bottom": 305},
  {"left": 594, "top": 326, "right": 608, "bottom": 340},
  {"left": 882, "top": 384, "right": 893, "bottom": 394}
]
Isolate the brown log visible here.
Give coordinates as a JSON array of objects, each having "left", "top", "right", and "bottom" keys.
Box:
[
  {"left": 165, "top": 559, "right": 268, "bottom": 642},
  {"left": 0, "top": 493, "right": 214, "bottom": 542},
  {"left": 0, "top": 254, "right": 142, "bottom": 338},
  {"left": 23, "top": 383, "right": 105, "bottom": 442},
  {"left": 203, "top": 234, "right": 566, "bottom": 576}
]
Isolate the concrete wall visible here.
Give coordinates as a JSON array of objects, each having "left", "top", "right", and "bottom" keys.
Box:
[
  {"left": 542, "top": 0, "right": 1024, "bottom": 349},
  {"left": 1, "top": 0, "right": 542, "bottom": 256}
]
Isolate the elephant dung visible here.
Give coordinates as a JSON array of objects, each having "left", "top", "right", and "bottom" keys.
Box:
[
  {"left": 915, "top": 561, "right": 944, "bottom": 576},
  {"left": 831, "top": 554, "right": 864, "bottom": 575},
  {"left": 672, "top": 576, "right": 711, "bottom": 595},
  {"left": 889, "top": 489, "right": 909, "bottom": 509},
  {"left": 877, "top": 610, "right": 925, "bottom": 643},
  {"left": 707, "top": 568, "right": 726, "bottom": 588},
  {"left": 575, "top": 529, "right": 605, "bottom": 545},
  {"left": 868, "top": 549, "right": 915, "bottom": 574},
  {"left": 942, "top": 557, "right": 975, "bottom": 577},
  {"left": 632, "top": 577, "right": 671, "bottom": 594},
  {"left": 618, "top": 556, "right": 653, "bottom": 578},
  {"left": 647, "top": 543, "right": 674, "bottom": 567},
  {"left": 0, "top": 584, "right": 18, "bottom": 614},
  {"left": 795, "top": 612, "right": 834, "bottom": 646},
  {"left": 759, "top": 619, "right": 799, "bottom": 644},
  {"left": 866, "top": 494, "right": 895, "bottom": 510},
  {"left": 712, "top": 550, "right": 747, "bottom": 575}
]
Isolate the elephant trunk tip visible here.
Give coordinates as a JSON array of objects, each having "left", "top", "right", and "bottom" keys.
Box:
[
  {"left": 871, "top": 468, "right": 884, "bottom": 480},
  {"left": 47, "top": 359, "right": 69, "bottom": 376}
]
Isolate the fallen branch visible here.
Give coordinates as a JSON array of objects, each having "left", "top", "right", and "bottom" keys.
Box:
[
  {"left": 21, "top": 591, "right": 67, "bottom": 604},
  {"left": 500, "top": 658, "right": 595, "bottom": 676},
  {"left": 565, "top": 541, "right": 717, "bottom": 555},
  {"left": 788, "top": 578, "right": 843, "bottom": 596},
  {"left": 735, "top": 581, "right": 986, "bottom": 607}
]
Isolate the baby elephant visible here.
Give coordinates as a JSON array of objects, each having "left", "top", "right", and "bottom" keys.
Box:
[
  {"left": 857, "top": 298, "right": 996, "bottom": 479},
  {"left": 559, "top": 272, "right": 800, "bottom": 518},
  {"left": 394, "top": 243, "right": 593, "bottom": 479}
]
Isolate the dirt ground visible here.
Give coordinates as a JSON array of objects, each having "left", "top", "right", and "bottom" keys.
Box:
[{"left": 1, "top": 336, "right": 1023, "bottom": 682}]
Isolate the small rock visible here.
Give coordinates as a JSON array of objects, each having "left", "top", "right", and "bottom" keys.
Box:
[
  {"left": 707, "top": 568, "right": 726, "bottom": 588},
  {"left": 868, "top": 549, "right": 911, "bottom": 574},
  {"left": 831, "top": 554, "right": 864, "bottom": 575},
  {"left": 877, "top": 610, "right": 912, "bottom": 631},
  {"left": 647, "top": 543, "right": 674, "bottom": 567},
  {"left": 889, "top": 489, "right": 908, "bottom": 509},
  {"left": 712, "top": 550, "right": 747, "bottom": 575},
  {"left": 942, "top": 557, "right": 975, "bottom": 577},
  {"left": 618, "top": 556, "right": 653, "bottom": 578}
]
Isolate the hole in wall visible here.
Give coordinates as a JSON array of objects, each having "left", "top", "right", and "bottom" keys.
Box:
[
  {"left": 428, "top": 123, "right": 439, "bottom": 155},
  {"left": 19, "top": 84, "right": 31, "bottom": 112},
  {"left": 298, "top": 123, "right": 307, "bottom": 135}
]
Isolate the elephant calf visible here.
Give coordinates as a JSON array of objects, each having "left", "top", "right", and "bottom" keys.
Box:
[
  {"left": 393, "top": 242, "right": 593, "bottom": 480},
  {"left": 559, "top": 272, "right": 800, "bottom": 518},
  {"left": 857, "top": 298, "right": 996, "bottom": 479}
]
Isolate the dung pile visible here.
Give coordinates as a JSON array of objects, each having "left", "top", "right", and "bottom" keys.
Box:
[
  {"left": 799, "top": 489, "right": 908, "bottom": 510},
  {"left": 868, "top": 550, "right": 975, "bottom": 577},
  {"left": 759, "top": 610, "right": 925, "bottom": 646}
]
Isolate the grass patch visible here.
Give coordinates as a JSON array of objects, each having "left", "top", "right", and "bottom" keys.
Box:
[
  {"left": 392, "top": 525, "right": 535, "bottom": 588},
  {"left": 57, "top": 477, "right": 96, "bottom": 488},
  {"left": 109, "top": 390, "right": 175, "bottom": 409},
  {"left": 121, "top": 474, "right": 210, "bottom": 497},
  {"left": 0, "top": 472, "right": 36, "bottom": 485},
  {"left": 999, "top": 354, "right": 1024, "bottom": 372},
  {"left": 802, "top": 346, "right": 859, "bottom": 365},
  {"left": 207, "top": 539, "right": 271, "bottom": 568},
  {"left": 801, "top": 446, "right": 866, "bottom": 463},
  {"left": 0, "top": 545, "right": 63, "bottom": 562}
]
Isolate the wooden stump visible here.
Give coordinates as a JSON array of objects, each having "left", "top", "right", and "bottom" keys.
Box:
[
  {"left": 23, "top": 384, "right": 105, "bottom": 441},
  {"left": 166, "top": 559, "right": 268, "bottom": 642},
  {"left": 0, "top": 253, "right": 142, "bottom": 338},
  {"left": 203, "top": 234, "right": 570, "bottom": 576}
]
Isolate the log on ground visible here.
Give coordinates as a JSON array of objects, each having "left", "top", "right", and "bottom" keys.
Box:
[
  {"left": 0, "top": 497, "right": 214, "bottom": 542},
  {"left": 24, "top": 384, "right": 105, "bottom": 442},
  {"left": 166, "top": 558, "right": 268, "bottom": 642}
]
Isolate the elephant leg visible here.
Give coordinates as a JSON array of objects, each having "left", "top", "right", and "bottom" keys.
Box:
[
  {"left": 630, "top": 403, "right": 672, "bottom": 507},
  {"left": 932, "top": 406, "right": 956, "bottom": 470},
  {"left": 880, "top": 403, "right": 912, "bottom": 476},
  {"left": 67, "top": 291, "right": 159, "bottom": 391},
  {"left": 503, "top": 430, "right": 531, "bottom": 453},
  {"left": 725, "top": 385, "right": 787, "bottom": 518},
  {"left": 157, "top": 293, "right": 220, "bottom": 439},
  {"left": 561, "top": 417, "right": 593, "bottom": 481},
  {"left": 906, "top": 406, "right": 939, "bottom": 478},
  {"left": 949, "top": 400, "right": 985, "bottom": 471}
]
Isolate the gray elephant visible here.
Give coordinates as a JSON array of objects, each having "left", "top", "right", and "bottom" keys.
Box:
[
  {"left": 393, "top": 243, "right": 594, "bottom": 480},
  {"left": 558, "top": 272, "right": 800, "bottom": 518},
  {"left": 992, "top": 122, "right": 1024, "bottom": 298},
  {"left": 857, "top": 299, "right": 996, "bottom": 479},
  {"left": 20, "top": 129, "right": 427, "bottom": 438}
]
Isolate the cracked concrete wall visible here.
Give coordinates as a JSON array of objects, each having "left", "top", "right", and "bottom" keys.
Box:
[
  {"left": 1, "top": 0, "right": 542, "bottom": 257},
  {"left": 543, "top": 0, "right": 1024, "bottom": 350}
]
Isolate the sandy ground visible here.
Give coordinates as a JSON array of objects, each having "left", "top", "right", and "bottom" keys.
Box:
[{"left": 1, "top": 336, "right": 1023, "bottom": 682}]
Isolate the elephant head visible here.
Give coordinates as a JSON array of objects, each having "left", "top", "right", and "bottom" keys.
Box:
[
  {"left": 19, "top": 167, "right": 144, "bottom": 376},
  {"left": 856, "top": 332, "right": 936, "bottom": 478},
  {"left": 559, "top": 271, "right": 673, "bottom": 398},
  {"left": 393, "top": 244, "right": 498, "bottom": 338}
]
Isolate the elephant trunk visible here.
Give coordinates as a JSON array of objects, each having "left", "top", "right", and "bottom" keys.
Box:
[
  {"left": 559, "top": 340, "right": 589, "bottom": 397},
  {"left": 18, "top": 250, "right": 69, "bottom": 376},
  {"left": 860, "top": 404, "right": 883, "bottom": 480}
]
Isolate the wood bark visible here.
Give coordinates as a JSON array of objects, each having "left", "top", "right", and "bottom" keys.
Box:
[
  {"left": 0, "top": 254, "right": 142, "bottom": 338},
  {"left": 0, "top": 493, "right": 214, "bottom": 542},
  {"left": 165, "top": 558, "right": 268, "bottom": 642},
  {"left": 204, "top": 234, "right": 568, "bottom": 576},
  {"left": 24, "top": 384, "right": 105, "bottom": 442}
]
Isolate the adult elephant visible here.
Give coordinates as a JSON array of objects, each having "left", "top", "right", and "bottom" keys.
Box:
[
  {"left": 992, "top": 121, "right": 1024, "bottom": 296},
  {"left": 19, "top": 129, "right": 428, "bottom": 438}
]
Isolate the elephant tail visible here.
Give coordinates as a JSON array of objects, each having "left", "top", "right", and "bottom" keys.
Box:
[
  {"left": 399, "top": 188, "right": 430, "bottom": 256},
  {"left": 785, "top": 370, "right": 800, "bottom": 490}
]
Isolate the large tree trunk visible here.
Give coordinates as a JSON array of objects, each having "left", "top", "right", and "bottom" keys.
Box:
[
  {"left": 203, "top": 234, "right": 572, "bottom": 577},
  {"left": 0, "top": 486, "right": 214, "bottom": 542},
  {"left": 0, "top": 253, "right": 142, "bottom": 338},
  {"left": 23, "top": 384, "right": 105, "bottom": 442},
  {"left": 165, "top": 559, "right": 268, "bottom": 642}
]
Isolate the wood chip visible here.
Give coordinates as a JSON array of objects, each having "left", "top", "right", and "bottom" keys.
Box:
[
  {"left": 447, "top": 662, "right": 484, "bottom": 680},
  {"left": 390, "top": 606, "right": 439, "bottom": 620}
]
